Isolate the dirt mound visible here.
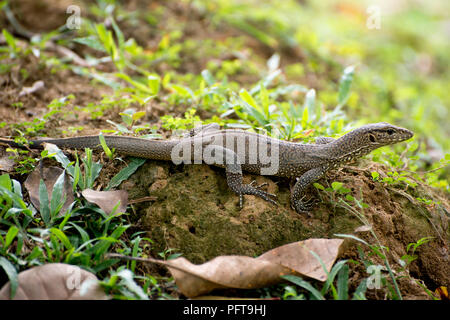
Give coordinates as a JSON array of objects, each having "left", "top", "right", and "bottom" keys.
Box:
[{"left": 123, "top": 159, "right": 449, "bottom": 297}]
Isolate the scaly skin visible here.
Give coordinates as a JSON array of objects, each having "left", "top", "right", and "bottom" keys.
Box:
[{"left": 0, "top": 122, "right": 413, "bottom": 213}]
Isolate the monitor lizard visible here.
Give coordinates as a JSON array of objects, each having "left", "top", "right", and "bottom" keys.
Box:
[{"left": 0, "top": 122, "right": 413, "bottom": 213}]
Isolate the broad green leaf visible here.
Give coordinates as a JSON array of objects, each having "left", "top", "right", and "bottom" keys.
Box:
[
  {"left": 82, "top": 148, "right": 102, "bottom": 189},
  {"left": 352, "top": 279, "right": 367, "bottom": 300},
  {"left": 2, "top": 29, "right": 16, "bottom": 51},
  {"left": 99, "top": 133, "right": 113, "bottom": 159},
  {"left": 301, "top": 106, "right": 309, "bottom": 128},
  {"left": 337, "top": 264, "right": 349, "bottom": 300},
  {"left": 338, "top": 65, "right": 355, "bottom": 107},
  {"left": 4, "top": 225, "right": 19, "bottom": 248},
  {"left": 321, "top": 259, "right": 348, "bottom": 298},
  {"left": 147, "top": 75, "right": 160, "bottom": 95},
  {"left": 116, "top": 73, "right": 155, "bottom": 95},
  {"left": 0, "top": 257, "right": 18, "bottom": 299},
  {"left": 73, "top": 36, "right": 106, "bottom": 52},
  {"left": 45, "top": 144, "right": 74, "bottom": 177},
  {"left": 281, "top": 275, "right": 324, "bottom": 300},
  {"left": 259, "top": 84, "right": 269, "bottom": 117},
  {"left": 0, "top": 174, "right": 12, "bottom": 191},
  {"left": 331, "top": 181, "right": 343, "bottom": 191},
  {"left": 313, "top": 183, "right": 325, "bottom": 190},
  {"left": 239, "top": 89, "right": 260, "bottom": 111},
  {"left": 201, "top": 69, "right": 215, "bottom": 86},
  {"left": 69, "top": 222, "right": 90, "bottom": 244},
  {"left": 50, "top": 171, "right": 66, "bottom": 218},
  {"left": 106, "top": 157, "right": 146, "bottom": 190},
  {"left": 50, "top": 228, "right": 73, "bottom": 250},
  {"left": 131, "top": 111, "right": 146, "bottom": 121},
  {"left": 303, "top": 89, "right": 316, "bottom": 119},
  {"left": 73, "top": 157, "right": 81, "bottom": 191},
  {"left": 39, "top": 179, "right": 50, "bottom": 226},
  {"left": 110, "top": 17, "right": 125, "bottom": 49},
  {"left": 240, "top": 102, "right": 267, "bottom": 126},
  {"left": 170, "top": 84, "right": 195, "bottom": 100},
  {"left": 12, "top": 179, "right": 22, "bottom": 197}
]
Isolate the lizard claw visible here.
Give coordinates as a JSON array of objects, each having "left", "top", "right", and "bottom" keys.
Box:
[
  {"left": 291, "top": 196, "right": 318, "bottom": 214},
  {"left": 239, "top": 182, "right": 277, "bottom": 208},
  {"left": 249, "top": 180, "right": 268, "bottom": 189}
]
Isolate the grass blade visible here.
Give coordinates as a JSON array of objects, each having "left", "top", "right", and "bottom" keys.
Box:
[
  {"left": 281, "top": 275, "right": 325, "bottom": 300},
  {"left": 337, "top": 264, "right": 349, "bottom": 300},
  {"left": 39, "top": 179, "right": 50, "bottom": 226}
]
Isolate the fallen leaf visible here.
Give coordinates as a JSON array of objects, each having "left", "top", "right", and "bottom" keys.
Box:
[
  {"left": 18, "top": 80, "right": 45, "bottom": 97},
  {"left": 166, "top": 256, "right": 290, "bottom": 297},
  {"left": 354, "top": 225, "right": 372, "bottom": 233},
  {"left": 24, "top": 166, "right": 74, "bottom": 217},
  {"left": 0, "top": 148, "right": 16, "bottom": 172},
  {"left": 258, "top": 238, "right": 344, "bottom": 281},
  {"left": 108, "top": 238, "right": 344, "bottom": 297},
  {"left": 82, "top": 189, "right": 128, "bottom": 215},
  {"left": 0, "top": 263, "right": 109, "bottom": 300}
]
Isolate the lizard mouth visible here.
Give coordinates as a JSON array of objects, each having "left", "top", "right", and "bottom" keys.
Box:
[{"left": 400, "top": 129, "right": 414, "bottom": 140}]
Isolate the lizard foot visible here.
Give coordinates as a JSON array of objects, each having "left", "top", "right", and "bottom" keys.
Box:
[
  {"left": 238, "top": 182, "right": 277, "bottom": 208},
  {"left": 291, "top": 196, "right": 319, "bottom": 214}
]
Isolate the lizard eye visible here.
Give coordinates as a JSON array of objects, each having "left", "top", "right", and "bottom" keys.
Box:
[
  {"left": 387, "top": 129, "right": 395, "bottom": 135},
  {"left": 369, "top": 134, "right": 376, "bottom": 143}
]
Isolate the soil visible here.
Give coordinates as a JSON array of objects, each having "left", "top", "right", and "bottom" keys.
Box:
[{"left": 0, "top": 0, "right": 448, "bottom": 300}]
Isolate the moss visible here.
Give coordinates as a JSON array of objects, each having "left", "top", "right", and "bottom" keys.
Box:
[{"left": 125, "top": 160, "right": 449, "bottom": 287}]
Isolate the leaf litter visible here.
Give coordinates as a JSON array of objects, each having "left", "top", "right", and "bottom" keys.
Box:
[
  {"left": 0, "top": 263, "right": 109, "bottom": 300},
  {"left": 109, "top": 238, "right": 343, "bottom": 297}
]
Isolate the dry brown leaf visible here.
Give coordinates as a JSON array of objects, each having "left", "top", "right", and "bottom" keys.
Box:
[
  {"left": 354, "top": 225, "right": 372, "bottom": 233},
  {"left": 81, "top": 189, "right": 128, "bottom": 215},
  {"left": 0, "top": 148, "right": 16, "bottom": 172},
  {"left": 258, "top": 238, "right": 344, "bottom": 281},
  {"left": 109, "top": 238, "right": 344, "bottom": 298},
  {"left": 24, "top": 166, "right": 74, "bottom": 217},
  {"left": 166, "top": 256, "right": 291, "bottom": 297},
  {"left": 18, "top": 80, "right": 45, "bottom": 97},
  {"left": 0, "top": 263, "right": 109, "bottom": 300}
]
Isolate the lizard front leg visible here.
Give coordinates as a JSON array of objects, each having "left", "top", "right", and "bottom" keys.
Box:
[
  {"left": 203, "top": 145, "right": 277, "bottom": 207},
  {"left": 291, "top": 166, "right": 326, "bottom": 213}
]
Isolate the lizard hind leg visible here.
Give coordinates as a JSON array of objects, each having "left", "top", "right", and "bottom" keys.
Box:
[
  {"left": 227, "top": 171, "right": 277, "bottom": 208},
  {"left": 203, "top": 144, "right": 277, "bottom": 208}
]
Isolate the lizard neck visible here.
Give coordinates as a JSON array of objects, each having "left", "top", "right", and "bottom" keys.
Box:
[{"left": 323, "top": 131, "right": 374, "bottom": 164}]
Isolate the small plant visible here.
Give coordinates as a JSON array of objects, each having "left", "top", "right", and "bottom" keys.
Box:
[
  {"left": 161, "top": 108, "right": 202, "bottom": 132},
  {"left": 281, "top": 258, "right": 367, "bottom": 300},
  {"left": 399, "top": 237, "right": 433, "bottom": 267}
]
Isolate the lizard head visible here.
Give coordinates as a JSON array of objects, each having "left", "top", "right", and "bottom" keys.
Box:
[
  {"left": 357, "top": 122, "right": 414, "bottom": 147},
  {"left": 323, "top": 122, "right": 414, "bottom": 164}
]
